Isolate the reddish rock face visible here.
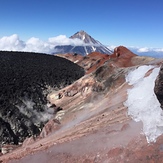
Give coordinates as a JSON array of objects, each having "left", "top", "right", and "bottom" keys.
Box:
[
  {"left": 112, "top": 46, "right": 136, "bottom": 58},
  {"left": 57, "top": 52, "right": 110, "bottom": 74},
  {"left": 109, "top": 46, "right": 137, "bottom": 67},
  {"left": 57, "top": 46, "right": 138, "bottom": 74},
  {"left": 1, "top": 47, "right": 163, "bottom": 163}
]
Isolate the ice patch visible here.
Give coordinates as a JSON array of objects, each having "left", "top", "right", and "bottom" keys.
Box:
[
  {"left": 126, "top": 65, "right": 154, "bottom": 85},
  {"left": 124, "top": 65, "right": 163, "bottom": 143},
  {"left": 92, "top": 46, "right": 96, "bottom": 51}
]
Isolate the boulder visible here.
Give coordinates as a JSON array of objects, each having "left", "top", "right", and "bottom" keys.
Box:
[{"left": 154, "top": 64, "right": 163, "bottom": 109}]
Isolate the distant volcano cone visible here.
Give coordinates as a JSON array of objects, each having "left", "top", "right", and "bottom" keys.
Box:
[
  {"left": 54, "top": 30, "right": 113, "bottom": 55},
  {"left": 70, "top": 30, "right": 100, "bottom": 44}
]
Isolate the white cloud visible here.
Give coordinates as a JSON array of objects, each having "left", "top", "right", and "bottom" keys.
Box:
[
  {"left": 24, "top": 37, "right": 55, "bottom": 53},
  {"left": 0, "top": 34, "right": 85, "bottom": 54},
  {"left": 0, "top": 34, "right": 25, "bottom": 51},
  {"left": 135, "top": 47, "right": 163, "bottom": 53},
  {"left": 155, "top": 48, "right": 163, "bottom": 52},
  {"left": 48, "top": 35, "right": 84, "bottom": 46},
  {"left": 128, "top": 46, "right": 163, "bottom": 58},
  {"left": 137, "top": 47, "right": 150, "bottom": 52},
  {"left": 107, "top": 45, "right": 116, "bottom": 51}
]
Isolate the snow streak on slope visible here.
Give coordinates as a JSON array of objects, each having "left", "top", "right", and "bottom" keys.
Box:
[{"left": 124, "top": 66, "right": 163, "bottom": 143}]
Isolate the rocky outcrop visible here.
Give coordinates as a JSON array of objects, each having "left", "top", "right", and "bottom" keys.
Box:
[
  {"left": 57, "top": 46, "right": 138, "bottom": 73},
  {"left": 154, "top": 64, "right": 163, "bottom": 109},
  {"left": 57, "top": 52, "right": 111, "bottom": 74},
  {"left": 0, "top": 51, "right": 84, "bottom": 145},
  {"left": 112, "top": 46, "right": 136, "bottom": 58}
]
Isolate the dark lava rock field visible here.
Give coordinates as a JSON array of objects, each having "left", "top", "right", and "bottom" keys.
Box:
[{"left": 0, "top": 51, "right": 85, "bottom": 145}]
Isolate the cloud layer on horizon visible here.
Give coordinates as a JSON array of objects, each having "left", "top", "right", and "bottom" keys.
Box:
[
  {"left": 137, "top": 47, "right": 163, "bottom": 53},
  {"left": 0, "top": 34, "right": 163, "bottom": 57},
  {"left": 128, "top": 46, "right": 163, "bottom": 58},
  {"left": 0, "top": 34, "right": 85, "bottom": 54}
]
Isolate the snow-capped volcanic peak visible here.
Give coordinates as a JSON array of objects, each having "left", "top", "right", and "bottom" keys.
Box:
[
  {"left": 54, "top": 30, "right": 113, "bottom": 55},
  {"left": 70, "top": 30, "right": 99, "bottom": 44}
]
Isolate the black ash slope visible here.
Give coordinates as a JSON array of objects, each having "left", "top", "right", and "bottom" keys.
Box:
[{"left": 0, "top": 51, "right": 85, "bottom": 145}]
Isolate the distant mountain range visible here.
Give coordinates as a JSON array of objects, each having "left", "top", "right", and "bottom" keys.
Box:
[
  {"left": 128, "top": 47, "right": 163, "bottom": 58},
  {"left": 54, "top": 30, "right": 113, "bottom": 55}
]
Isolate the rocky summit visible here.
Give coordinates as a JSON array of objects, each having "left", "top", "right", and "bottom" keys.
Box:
[{"left": 1, "top": 47, "right": 163, "bottom": 163}]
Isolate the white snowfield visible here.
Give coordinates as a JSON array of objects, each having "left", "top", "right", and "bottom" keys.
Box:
[{"left": 124, "top": 65, "right": 163, "bottom": 143}]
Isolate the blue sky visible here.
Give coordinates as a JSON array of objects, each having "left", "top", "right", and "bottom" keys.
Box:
[{"left": 0, "top": 0, "right": 163, "bottom": 48}]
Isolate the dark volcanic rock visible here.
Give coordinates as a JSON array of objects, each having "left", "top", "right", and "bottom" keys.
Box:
[
  {"left": 154, "top": 64, "right": 163, "bottom": 109},
  {"left": 0, "top": 51, "right": 85, "bottom": 145}
]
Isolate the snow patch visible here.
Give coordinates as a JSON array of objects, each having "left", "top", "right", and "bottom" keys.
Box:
[
  {"left": 92, "top": 46, "right": 96, "bottom": 51},
  {"left": 84, "top": 46, "right": 88, "bottom": 55},
  {"left": 125, "top": 65, "right": 154, "bottom": 85},
  {"left": 82, "top": 34, "right": 85, "bottom": 41},
  {"left": 124, "top": 65, "right": 163, "bottom": 143}
]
